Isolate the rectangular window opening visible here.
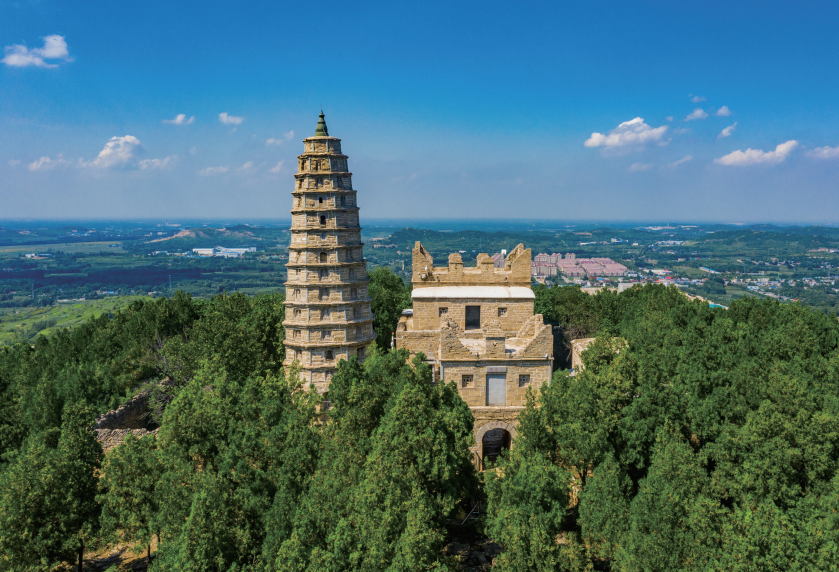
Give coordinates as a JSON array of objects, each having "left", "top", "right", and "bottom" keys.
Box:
[{"left": 465, "top": 305, "right": 481, "bottom": 330}]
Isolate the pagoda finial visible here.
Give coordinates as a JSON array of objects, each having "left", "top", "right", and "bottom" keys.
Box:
[{"left": 315, "top": 111, "right": 329, "bottom": 136}]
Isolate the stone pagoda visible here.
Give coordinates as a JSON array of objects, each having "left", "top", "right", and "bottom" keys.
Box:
[{"left": 283, "top": 112, "right": 376, "bottom": 392}]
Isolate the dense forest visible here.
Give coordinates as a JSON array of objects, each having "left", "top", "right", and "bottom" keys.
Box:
[{"left": 1, "top": 272, "right": 838, "bottom": 570}]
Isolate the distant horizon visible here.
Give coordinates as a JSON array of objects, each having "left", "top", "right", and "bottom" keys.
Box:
[{"left": 2, "top": 218, "right": 839, "bottom": 229}]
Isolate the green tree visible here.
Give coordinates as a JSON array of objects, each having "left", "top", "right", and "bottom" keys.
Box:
[
  {"left": 152, "top": 359, "right": 320, "bottom": 571},
  {"left": 368, "top": 266, "right": 411, "bottom": 350},
  {"left": 0, "top": 402, "right": 102, "bottom": 571},
  {"left": 273, "top": 350, "right": 478, "bottom": 572},
  {"left": 98, "top": 433, "right": 163, "bottom": 564},
  {"left": 485, "top": 448, "right": 581, "bottom": 572}
]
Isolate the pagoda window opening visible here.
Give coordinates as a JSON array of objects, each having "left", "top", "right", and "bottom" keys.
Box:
[
  {"left": 326, "top": 350, "right": 334, "bottom": 360},
  {"left": 341, "top": 195, "right": 346, "bottom": 206},
  {"left": 319, "top": 252, "right": 327, "bottom": 263},
  {"left": 320, "top": 215, "right": 326, "bottom": 225}
]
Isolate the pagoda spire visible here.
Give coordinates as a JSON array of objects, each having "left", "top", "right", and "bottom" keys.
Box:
[{"left": 314, "top": 111, "right": 329, "bottom": 136}]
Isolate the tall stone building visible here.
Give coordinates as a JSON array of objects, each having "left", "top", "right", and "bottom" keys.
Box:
[
  {"left": 395, "top": 242, "right": 553, "bottom": 467},
  {"left": 283, "top": 113, "right": 376, "bottom": 393}
]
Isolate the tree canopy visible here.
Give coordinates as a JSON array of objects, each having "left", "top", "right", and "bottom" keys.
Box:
[{"left": 493, "top": 283, "right": 839, "bottom": 571}]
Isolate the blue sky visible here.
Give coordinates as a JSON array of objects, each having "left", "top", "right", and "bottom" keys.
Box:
[{"left": 2, "top": 0, "right": 838, "bottom": 223}]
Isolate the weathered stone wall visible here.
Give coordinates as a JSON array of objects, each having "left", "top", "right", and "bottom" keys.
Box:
[
  {"left": 515, "top": 317, "right": 554, "bottom": 358},
  {"left": 395, "top": 330, "right": 440, "bottom": 359},
  {"left": 441, "top": 362, "right": 551, "bottom": 407},
  {"left": 570, "top": 337, "right": 595, "bottom": 371},
  {"left": 412, "top": 241, "right": 532, "bottom": 288},
  {"left": 94, "top": 392, "right": 152, "bottom": 431},
  {"left": 95, "top": 428, "right": 159, "bottom": 455},
  {"left": 94, "top": 391, "right": 159, "bottom": 454},
  {"left": 412, "top": 298, "right": 534, "bottom": 333}
]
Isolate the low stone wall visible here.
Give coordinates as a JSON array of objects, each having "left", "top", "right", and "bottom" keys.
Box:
[
  {"left": 96, "top": 427, "right": 159, "bottom": 454},
  {"left": 94, "top": 392, "right": 153, "bottom": 431},
  {"left": 94, "top": 389, "right": 160, "bottom": 454}
]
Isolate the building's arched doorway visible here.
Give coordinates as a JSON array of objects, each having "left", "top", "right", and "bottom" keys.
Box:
[
  {"left": 482, "top": 428, "right": 512, "bottom": 467},
  {"left": 475, "top": 421, "right": 517, "bottom": 470}
]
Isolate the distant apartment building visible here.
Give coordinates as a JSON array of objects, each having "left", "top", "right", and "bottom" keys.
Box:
[
  {"left": 192, "top": 246, "right": 257, "bottom": 258},
  {"left": 491, "top": 249, "right": 508, "bottom": 268},
  {"left": 531, "top": 252, "right": 626, "bottom": 279}
]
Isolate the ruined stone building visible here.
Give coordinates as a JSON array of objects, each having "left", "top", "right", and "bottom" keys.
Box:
[
  {"left": 395, "top": 242, "right": 553, "bottom": 466},
  {"left": 283, "top": 113, "right": 377, "bottom": 392}
]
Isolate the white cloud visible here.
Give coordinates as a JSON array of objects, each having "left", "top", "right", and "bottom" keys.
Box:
[
  {"left": 685, "top": 108, "right": 708, "bottom": 121},
  {"left": 237, "top": 161, "right": 255, "bottom": 172},
  {"left": 162, "top": 114, "right": 194, "bottom": 125},
  {"left": 26, "top": 135, "right": 174, "bottom": 172},
  {"left": 8, "top": 159, "right": 21, "bottom": 167},
  {"left": 269, "top": 160, "right": 284, "bottom": 173},
  {"left": 219, "top": 112, "right": 244, "bottom": 125},
  {"left": 28, "top": 154, "right": 78, "bottom": 171},
  {"left": 714, "top": 140, "right": 798, "bottom": 166},
  {"left": 716, "top": 106, "right": 732, "bottom": 117},
  {"left": 691, "top": 95, "right": 707, "bottom": 103},
  {"left": 140, "top": 156, "right": 176, "bottom": 170},
  {"left": 666, "top": 116, "right": 673, "bottom": 122},
  {"left": 628, "top": 162, "right": 653, "bottom": 172},
  {"left": 665, "top": 155, "right": 693, "bottom": 168},
  {"left": 584, "top": 117, "right": 669, "bottom": 148},
  {"left": 808, "top": 145, "right": 839, "bottom": 159},
  {"left": 32, "top": 154, "right": 79, "bottom": 170},
  {"left": 28, "top": 156, "right": 57, "bottom": 171},
  {"left": 266, "top": 130, "right": 295, "bottom": 146},
  {"left": 718, "top": 122, "right": 737, "bottom": 138},
  {"left": 86, "top": 135, "right": 142, "bottom": 169},
  {"left": 189, "top": 147, "right": 197, "bottom": 156},
  {"left": 199, "top": 166, "right": 229, "bottom": 176},
  {"left": 2, "top": 35, "right": 72, "bottom": 68}
]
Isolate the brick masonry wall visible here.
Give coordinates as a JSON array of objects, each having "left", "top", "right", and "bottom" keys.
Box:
[
  {"left": 94, "top": 392, "right": 152, "bottom": 431},
  {"left": 395, "top": 331, "right": 440, "bottom": 358},
  {"left": 413, "top": 298, "right": 534, "bottom": 333},
  {"left": 412, "top": 242, "right": 532, "bottom": 288},
  {"left": 96, "top": 428, "right": 159, "bottom": 455},
  {"left": 442, "top": 361, "right": 551, "bottom": 407}
]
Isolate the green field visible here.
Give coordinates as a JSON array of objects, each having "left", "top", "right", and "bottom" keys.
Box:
[
  {"left": 0, "top": 295, "right": 149, "bottom": 345},
  {"left": 0, "top": 241, "right": 123, "bottom": 256}
]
